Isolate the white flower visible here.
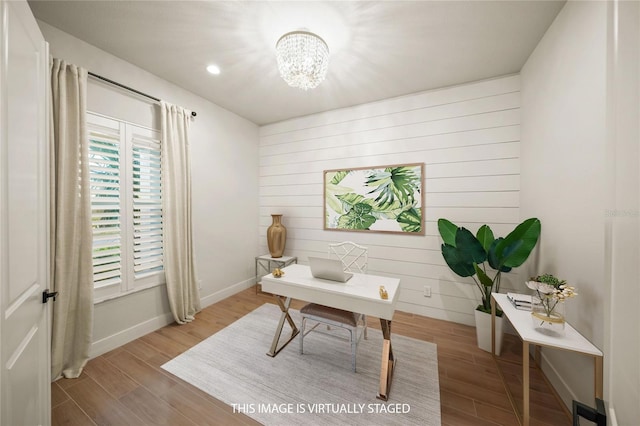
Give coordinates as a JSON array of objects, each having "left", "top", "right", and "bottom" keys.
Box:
[{"left": 526, "top": 280, "right": 556, "bottom": 294}]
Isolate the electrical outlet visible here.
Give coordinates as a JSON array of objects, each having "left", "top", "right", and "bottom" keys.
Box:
[{"left": 423, "top": 286, "right": 431, "bottom": 297}]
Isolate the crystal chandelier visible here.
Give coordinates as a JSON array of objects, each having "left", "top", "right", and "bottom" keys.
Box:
[{"left": 275, "top": 30, "right": 329, "bottom": 90}]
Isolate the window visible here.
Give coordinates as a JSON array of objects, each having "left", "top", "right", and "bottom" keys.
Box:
[{"left": 88, "top": 113, "right": 164, "bottom": 301}]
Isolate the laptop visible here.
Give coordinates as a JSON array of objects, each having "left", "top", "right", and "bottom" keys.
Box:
[{"left": 308, "top": 257, "right": 353, "bottom": 283}]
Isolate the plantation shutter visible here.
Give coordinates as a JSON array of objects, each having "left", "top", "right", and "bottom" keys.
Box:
[
  {"left": 88, "top": 112, "right": 164, "bottom": 300},
  {"left": 131, "top": 130, "right": 163, "bottom": 277},
  {"left": 88, "top": 124, "right": 122, "bottom": 288}
]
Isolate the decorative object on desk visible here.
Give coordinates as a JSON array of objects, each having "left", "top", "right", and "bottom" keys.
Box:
[
  {"left": 526, "top": 274, "right": 577, "bottom": 335},
  {"left": 379, "top": 285, "right": 388, "bottom": 299},
  {"left": 272, "top": 268, "right": 285, "bottom": 278},
  {"left": 437, "top": 217, "right": 541, "bottom": 354},
  {"left": 267, "top": 214, "right": 287, "bottom": 258},
  {"left": 324, "top": 163, "right": 424, "bottom": 234}
]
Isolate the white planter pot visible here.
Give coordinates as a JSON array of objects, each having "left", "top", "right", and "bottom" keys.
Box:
[{"left": 474, "top": 309, "right": 503, "bottom": 356}]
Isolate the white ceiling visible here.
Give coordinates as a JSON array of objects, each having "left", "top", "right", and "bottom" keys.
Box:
[{"left": 28, "top": 0, "right": 565, "bottom": 125}]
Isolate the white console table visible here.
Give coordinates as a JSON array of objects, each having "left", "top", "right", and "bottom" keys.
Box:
[{"left": 491, "top": 293, "right": 603, "bottom": 426}]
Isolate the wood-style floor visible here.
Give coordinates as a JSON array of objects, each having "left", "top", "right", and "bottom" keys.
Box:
[{"left": 51, "top": 286, "right": 571, "bottom": 426}]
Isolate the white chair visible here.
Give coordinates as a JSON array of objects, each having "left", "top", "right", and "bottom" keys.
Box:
[{"left": 299, "top": 241, "right": 368, "bottom": 372}]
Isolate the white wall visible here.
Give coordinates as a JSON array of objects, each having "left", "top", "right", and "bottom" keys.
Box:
[
  {"left": 521, "top": 0, "right": 640, "bottom": 419},
  {"left": 604, "top": 1, "right": 640, "bottom": 424},
  {"left": 259, "top": 75, "right": 527, "bottom": 326},
  {"left": 37, "top": 21, "right": 260, "bottom": 355}
]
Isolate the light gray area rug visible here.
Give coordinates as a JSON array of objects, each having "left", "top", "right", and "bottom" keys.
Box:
[{"left": 162, "top": 304, "right": 440, "bottom": 426}]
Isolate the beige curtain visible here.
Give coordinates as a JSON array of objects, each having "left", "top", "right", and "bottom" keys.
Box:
[
  {"left": 161, "top": 101, "right": 201, "bottom": 324},
  {"left": 50, "top": 58, "right": 94, "bottom": 379}
]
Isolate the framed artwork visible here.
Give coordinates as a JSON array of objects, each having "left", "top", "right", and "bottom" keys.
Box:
[{"left": 324, "top": 163, "right": 424, "bottom": 235}]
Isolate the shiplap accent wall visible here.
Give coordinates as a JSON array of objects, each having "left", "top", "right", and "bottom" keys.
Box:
[{"left": 259, "top": 75, "right": 523, "bottom": 326}]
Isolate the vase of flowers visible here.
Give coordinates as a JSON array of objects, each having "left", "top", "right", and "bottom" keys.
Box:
[{"left": 526, "top": 274, "right": 577, "bottom": 335}]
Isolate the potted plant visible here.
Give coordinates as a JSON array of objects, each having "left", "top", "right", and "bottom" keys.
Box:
[
  {"left": 437, "top": 217, "right": 541, "bottom": 354},
  {"left": 526, "top": 274, "right": 577, "bottom": 334}
]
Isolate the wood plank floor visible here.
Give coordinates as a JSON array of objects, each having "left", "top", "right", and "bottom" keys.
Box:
[{"left": 52, "top": 287, "right": 571, "bottom": 426}]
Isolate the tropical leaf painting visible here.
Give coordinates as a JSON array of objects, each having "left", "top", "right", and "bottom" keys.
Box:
[{"left": 324, "top": 163, "right": 424, "bottom": 234}]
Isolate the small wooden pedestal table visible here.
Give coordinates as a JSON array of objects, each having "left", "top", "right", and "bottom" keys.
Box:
[{"left": 491, "top": 293, "right": 603, "bottom": 426}]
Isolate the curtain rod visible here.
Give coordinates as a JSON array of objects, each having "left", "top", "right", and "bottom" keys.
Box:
[{"left": 88, "top": 71, "right": 197, "bottom": 117}]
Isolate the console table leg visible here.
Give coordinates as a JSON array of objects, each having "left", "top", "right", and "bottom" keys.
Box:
[
  {"left": 595, "top": 355, "right": 603, "bottom": 399},
  {"left": 523, "top": 341, "right": 530, "bottom": 426},
  {"left": 266, "top": 296, "right": 299, "bottom": 357}
]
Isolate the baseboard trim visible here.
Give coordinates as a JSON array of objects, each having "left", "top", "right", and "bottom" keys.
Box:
[
  {"left": 90, "top": 311, "right": 175, "bottom": 358},
  {"left": 89, "top": 277, "right": 256, "bottom": 358},
  {"left": 538, "top": 349, "right": 576, "bottom": 412},
  {"left": 200, "top": 278, "right": 255, "bottom": 309}
]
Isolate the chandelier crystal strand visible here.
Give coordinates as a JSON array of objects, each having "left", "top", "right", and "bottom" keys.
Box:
[{"left": 276, "top": 31, "right": 329, "bottom": 90}]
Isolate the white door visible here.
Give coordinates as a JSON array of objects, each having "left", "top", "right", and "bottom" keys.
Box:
[{"left": 0, "top": 0, "right": 51, "bottom": 425}]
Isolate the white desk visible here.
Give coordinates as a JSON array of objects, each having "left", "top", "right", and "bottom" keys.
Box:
[
  {"left": 491, "top": 293, "right": 603, "bottom": 426},
  {"left": 261, "top": 264, "right": 400, "bottom": 400}
]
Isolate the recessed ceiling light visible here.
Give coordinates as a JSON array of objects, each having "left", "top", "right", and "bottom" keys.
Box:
[{"left": 206, "top": 64, "right": 221, "bottom": 75}]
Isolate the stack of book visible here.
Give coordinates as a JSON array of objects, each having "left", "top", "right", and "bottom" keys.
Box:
[{"left": 506, "top": 292, "right": 534, "bottom": 310}]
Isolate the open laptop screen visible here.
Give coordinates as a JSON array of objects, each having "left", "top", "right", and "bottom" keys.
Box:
[{"left": 308, "top": 257, "right": 353, "bottom": 282}]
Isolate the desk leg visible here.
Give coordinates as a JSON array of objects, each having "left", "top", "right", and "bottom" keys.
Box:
[
  {"left": 266, "top": 296, "right": 299, "bottom": 357},
  {"left": 523, "top": 341, "right": 530, "bottom": 426},
  {"left": 377, "top": 319, "right": 395, "bottom": 401}
]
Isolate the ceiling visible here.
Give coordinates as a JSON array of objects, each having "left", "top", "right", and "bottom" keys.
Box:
[{"left": 28, "top": 1, "right": 565, "bottom": 125}]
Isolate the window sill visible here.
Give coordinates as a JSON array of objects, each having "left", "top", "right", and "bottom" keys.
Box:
[{"left": 94, "top": 281, "right": 165, "bottom": 305}]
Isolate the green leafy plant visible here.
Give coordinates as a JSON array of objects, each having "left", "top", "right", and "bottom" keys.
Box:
[
  {"left": 530, "top": 273, "right": 565, "bottom": 288},
  {"left": 438, "top": 218, "right": 542, "bottom": 314}
]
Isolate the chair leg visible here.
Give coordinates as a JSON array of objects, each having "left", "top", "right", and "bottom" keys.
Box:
[
  {"left": 300, "top": 317, "right": 306, "bottom": 354},
  {"left": 350, "top": 327, "right": 357, "bottom": 372},
  {"left": 299, "top": 311, "right": 361, "bottom": 372}
]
